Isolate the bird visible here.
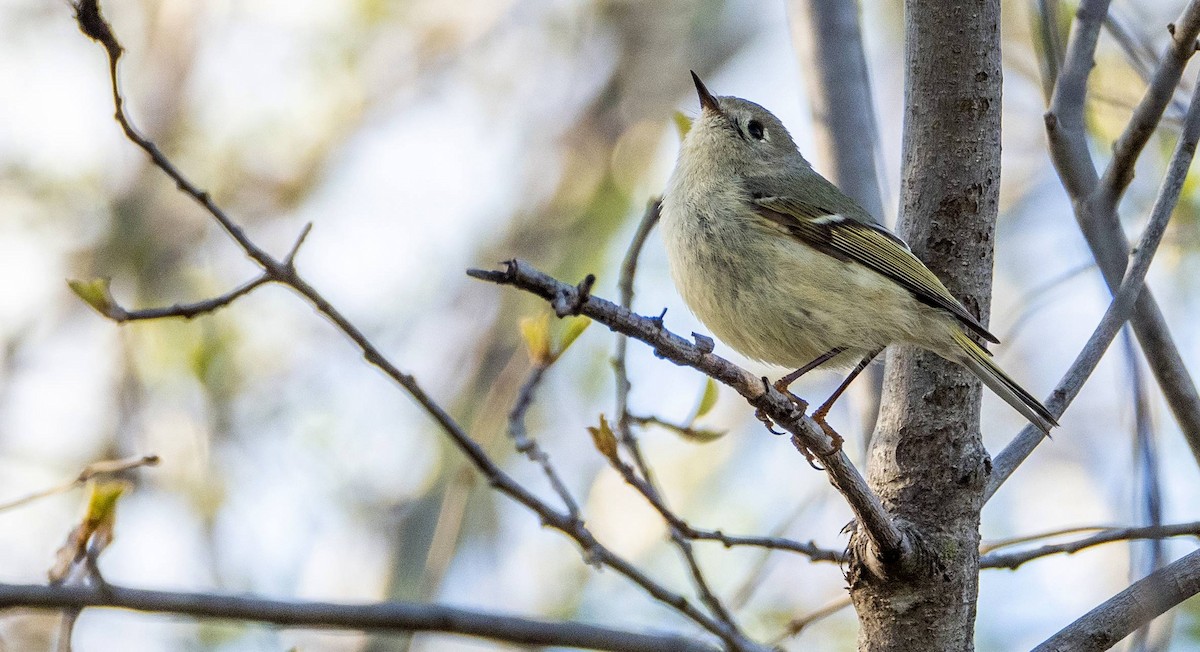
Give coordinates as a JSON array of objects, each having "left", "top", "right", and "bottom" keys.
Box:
[{"left": 659, "top": 72, "right": 1057, "bottom": 447}]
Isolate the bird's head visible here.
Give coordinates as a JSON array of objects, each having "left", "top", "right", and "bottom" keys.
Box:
[{"left": 683, "top": 72, "right": 809, "bottom": 179}]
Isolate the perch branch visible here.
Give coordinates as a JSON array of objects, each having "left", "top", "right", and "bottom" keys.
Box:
[{"left": 468, "top": 260, "right": 906, "bottom": 563}]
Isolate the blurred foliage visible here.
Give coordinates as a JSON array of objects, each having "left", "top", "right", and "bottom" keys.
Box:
[{"left": 2, "top": 0, "right": 1200, "bottom": 650}]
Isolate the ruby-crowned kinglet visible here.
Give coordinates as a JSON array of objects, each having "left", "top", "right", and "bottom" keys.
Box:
[{"left": 661, "top": 72, "right": 1057, "bottom": 436}]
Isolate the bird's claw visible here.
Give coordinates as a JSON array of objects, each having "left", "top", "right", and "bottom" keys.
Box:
[
  {"left": 755, "top": 408, "right": 786, "bottom": 435},
  {"left": 789, "top": 435, "right": 825, "bottom": 470},
  {"left": 812, "top": 409, "right": 844, "bottom": 454}
]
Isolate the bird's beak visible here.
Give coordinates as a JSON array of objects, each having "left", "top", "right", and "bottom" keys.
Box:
[{"left": 690, "top": 71, "right": 721, "bottom": 114}]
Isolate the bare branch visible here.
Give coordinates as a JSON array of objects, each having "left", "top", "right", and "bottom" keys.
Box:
[
  {"left": 108, "top": 275, "right": 271, "bottom": 322},
  {"left": 1032, "top": 549, "right": 1200, "bottom": 651},
  {"left": 1100, "top": 1, "right": 1200, "bottom": 204},
  {"left": 0, "top": 455, "right": 159, "bottom": 513},
  {"left": 989, "top": 75, "right": 1200, "bottom": 499},
  {"left": 283, "top": 222, "right": 314, "bottom": 268},
  {"left": 1042, "top": 0, "right": 1200, "bottom": 467},
  {"left": 1033, "top": 0, "right": 1066, "bottom": 100},
  {"left": 980, "top": 521, "right": 1200, "bottom": 570},
  {"left": 507, "top": 364, "right": 582, "bottom": 519},
  {"left": 468, "top": 260, "right": 908, "bottom": 563},
  {"left": 602, "top": 201, "right": 754, "bottom": 645},
  {"left": 0, "top": 582, "right": 718, "bottom": 652},
  {"left": 1044, "top": 0, "right": 1111, "bottom": 198},
  {"left": 787, "top": 0, "right": 885, "bottom": 222},
  {"left": 613, "top": 199, "right": 662, "bottom": 484},
  {"left": 689, "top": 530, "right": 844, "bottom": 563},
  {"left": 981, "top": 524, "right": 1118, "bottom": 552},
  {"left": 628, "top": 414, "right": 726, "bottom": 443}
]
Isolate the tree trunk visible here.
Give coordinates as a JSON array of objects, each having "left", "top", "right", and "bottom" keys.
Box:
[{"left": 848, "top": 0, "right": 1002, "bottom": 649}]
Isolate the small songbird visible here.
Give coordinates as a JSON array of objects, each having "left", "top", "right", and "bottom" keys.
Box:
[{"left": 660, "top": 72, "right": 1056, "bottom": 441}]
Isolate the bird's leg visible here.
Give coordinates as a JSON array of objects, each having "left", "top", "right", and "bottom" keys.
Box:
[
  {"left": 755, "top": 377, "right": 787, "bottom": 435},
  {"left": 773, "top": 347, "right": 846, "bottom": 407},
  {"left": 811, "top": 347, "right": 884, "bottom": 451}
]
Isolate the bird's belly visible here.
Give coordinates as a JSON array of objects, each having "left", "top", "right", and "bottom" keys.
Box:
[{"left": 667, "top": 225, "right": 930, "bottom": 369}]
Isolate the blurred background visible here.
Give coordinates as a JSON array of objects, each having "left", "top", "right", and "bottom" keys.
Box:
[{"left": 1, "top": 0, "right": 1199, "bottom": 649}]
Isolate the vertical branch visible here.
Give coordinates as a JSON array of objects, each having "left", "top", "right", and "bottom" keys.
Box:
[
  {"left": 607, "top": 200, "right": 749, "bottom": 647},
  {"left": 787, "top": 0, "right": 885, "bottom": 221},
  {"left": 788, "top": 0, "right": 886, "bottom": 441},
  {"left": 613, "top": 200, "right": 662, "bottom": 483},
  {"left": 849, "top": 0, "right": 1002, "bottom": 649},
  {"left": 1123, "top": 328, "right": 1163, "bottom": 652}
]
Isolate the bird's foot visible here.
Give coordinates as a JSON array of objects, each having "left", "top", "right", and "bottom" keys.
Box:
[
  {"left": 771, "top": 377, "right": 810, "bottom": 413},
  {"left": 812, "top": 408, "right": 844, "bottom": 454}
]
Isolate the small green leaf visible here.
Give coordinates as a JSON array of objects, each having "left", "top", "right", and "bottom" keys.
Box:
[
  {"left": 673, "top": 111, "right": 693, "bottom": 139},
  {"left": 693, "top": 378, "right": 719, "bottom": 419},
  {"left": 552, "top": 316, "right": 591, "bottom": 360},
  {"left": 519, "top": 313, "right": 552, "bottom": 364},
  {"left": 68, "top": 278, "right": 118, "bottom": 319},
  {"left": 587, "top": 414, "right": 620, "bottom": 463},
  {"left": 83, "top": 480, "right": 127, "bottom": 527},
  {"left": 678, "top": 427, "right": 728, "bottom": 443}
]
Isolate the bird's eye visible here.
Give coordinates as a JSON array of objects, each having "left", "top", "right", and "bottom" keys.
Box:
[{"left": 747, "top": 119, "right": 765, "bottom": 140}]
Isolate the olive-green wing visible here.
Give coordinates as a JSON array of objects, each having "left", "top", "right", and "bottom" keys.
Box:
[{"left": 752, "top": 194, "right": 999, "bottom": 344}]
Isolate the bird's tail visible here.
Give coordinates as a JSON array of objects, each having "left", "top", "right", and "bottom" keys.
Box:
[{"left": 952, "top": 330, "right": 1058, "bottom": 432}]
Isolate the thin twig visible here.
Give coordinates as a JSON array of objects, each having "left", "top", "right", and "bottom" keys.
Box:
[
  {"left": 468, "top": 260, "right": 907, "bottom": 563},
  {"left": 1099, "top": 1, "right": 1200, "bottom": 204},
  {"left": 981, "top": 525, "right": 1119, "bottom": 553},
  {"left": 593, "top": 428, "right": 750, "bottom": 642},
  {"left": 988, "top": 73, "right": 1200, "bottom": 500},
  {"left": 1124, "top": 326, "right": 1166, "bottom": 651},
  {"left": 980, "top": 521, "right": 1200, "bottom": 570},
  {"left": 0, "top": 454, "right": 159, "bottom": 513},
  {"left": 110, "top": 276, "right": 271, "bottom": 322},
  {"left": 1033, "top": 0, "right": 1065, "bottom": 100},
  {"left": 507, "top": 363, "right": 581, "bottom": 519},
  {"left": 727, "top": 500, "right": 822, "bottom": 610},
  {"left": 628, "top": 414, "right": 725, "bottom": 442},
  {"left": 612, "top": 199, "right": 662, "bottom": 485},
  {"left": 0, "top": 582, "right": 719, "bottom": 652},
  {"left": 999, "top": 261, "right": 1096, "bottom": 344},
  {"left": 1044, "top": 0, "right": 1111, "bottom": 197},
  {"left": 606, "top": 199, "right": 753, "bottom": 643},
  {"left": 771, "top": 596, "right": 852, "bottom": 643},
  {"left": 689, "top": 530, "right": 844, "bottom": 563},
  {"left": 69, "top": 5, "right": 761, "bottom": 648}
]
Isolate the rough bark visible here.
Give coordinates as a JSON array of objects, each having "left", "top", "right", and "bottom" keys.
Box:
[{"left": 848, "top": 1, "right": 1002, "bottom": 650}]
